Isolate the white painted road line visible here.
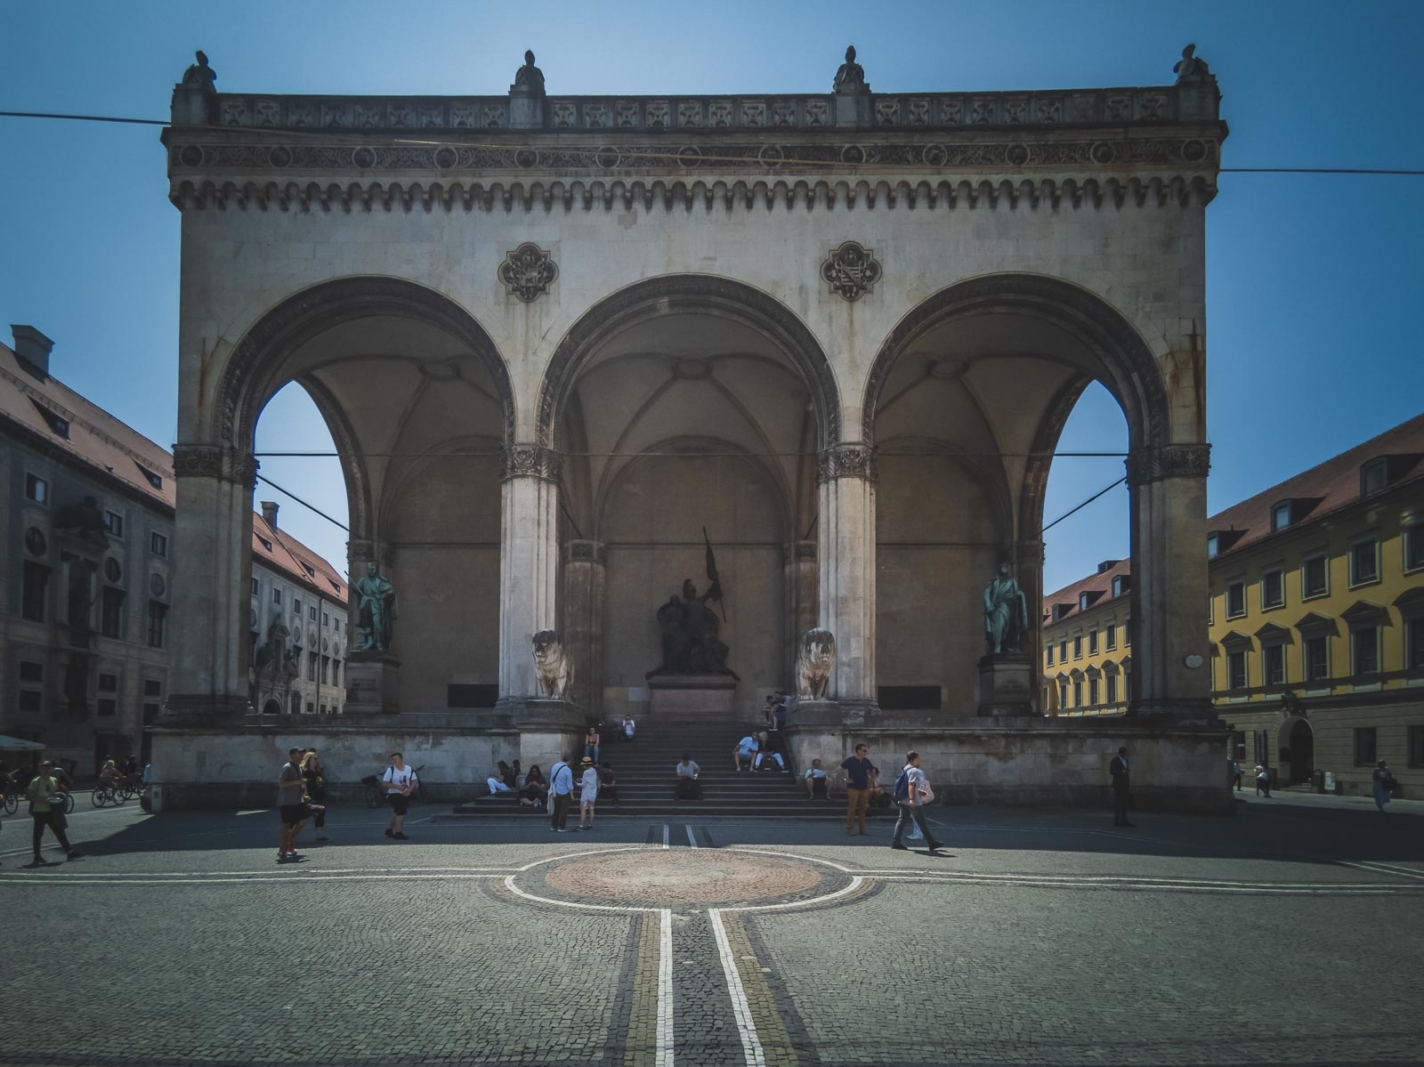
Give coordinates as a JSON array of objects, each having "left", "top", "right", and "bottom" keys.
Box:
[
  {"left": 656, "top": 908, "right": 675, "bottom": 1067},
  {"left": 686, "top": 825, "right": 698, "bottom": 848},
  {"left": 662, "top": 823, "right": 670, "bottom": 849},
  {"left": 1337, "top": 859, "right": 1424, "bottom": 882},
  {"left": 709, "top": 909, "right": 765, "bottom": 1067}
]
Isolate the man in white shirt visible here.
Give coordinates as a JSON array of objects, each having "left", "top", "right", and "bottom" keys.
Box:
[
  {"left": 890, "top": 751, "right": 943, "bottom": 852},
  {"left": 548, "top": 753, "right": 575, "bottom": 832},
  {"left": 803, "top": 758, "right": 829, "bottom": 799},
  {"left": 675, "top": 754, "right": 701, "bottom": 799},
  {"left": 623, "top": 714, "right": 636, "bottom": 742},
  {"left": 382, "top": 752, "right": 418, "bottom": 841}
]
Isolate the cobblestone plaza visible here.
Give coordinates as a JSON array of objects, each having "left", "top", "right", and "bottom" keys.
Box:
[{"left": 3, "top": 799, "right": 1422, "bottom": 1066}]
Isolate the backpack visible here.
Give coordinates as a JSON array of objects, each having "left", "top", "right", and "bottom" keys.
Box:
[{"left": 893, "top": 767, "right": 910, "bottom": 802}]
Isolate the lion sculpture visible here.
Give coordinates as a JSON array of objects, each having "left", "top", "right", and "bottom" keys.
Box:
[
  {"left": 795, "top": 628, "right": 836, "bottom": 700},
  {"left": 532, "top": 629, "right": 573, "bottom": 699}
]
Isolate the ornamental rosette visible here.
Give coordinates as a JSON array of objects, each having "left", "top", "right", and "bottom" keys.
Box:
[
  {"left": 499, "top": 243, "right": 558, "bottom": 303},
  {"left": 817, "top": 445, "right": 878, "bottom": 484},
  {"left": 821, "top": 241, "right": 881, "bottom": 302},
  {"left": 501, "top": 444, "right": 563, "bottom": 482}
]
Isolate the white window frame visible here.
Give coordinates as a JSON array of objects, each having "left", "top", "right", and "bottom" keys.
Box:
[
  {"left": 1301, "top": 551, "right": 1329, "bottom": 600},
  {"left": 1225, "top": 579, "right": 1247, "bottom": 619},
  {"left": 25, "top": 472, "right": 49, "bottom": 504},
  {"left": 1271, "top": 501, "right": 1291, "bottom": 533},
  {"left": 1404, "top": 522, "right": 1423, "bottom": 575},
  {"left": 104, "top": 509, "right": 124, "bottom": 539},
  {"left": 1304, "top": 635, "right": 1330, "bottom": 683},
  {"left": 1348, "top": 535, "right": 1380, "bottom": 588},
  {"left": 1351, "top": 625, "right": 1381, "bottom": 676},
  {"left": 1263, "top": 643, "right": 1286, "bottom": 687},
  {"left": 1227, "top": 649, "right": 1248, "bottom": 690},
  {"left": 1260, "top": 566, "right": 1285, "bottom": 611},
  {"left": 1105, "top": 622, "right": 1117, "bottom": 651}
]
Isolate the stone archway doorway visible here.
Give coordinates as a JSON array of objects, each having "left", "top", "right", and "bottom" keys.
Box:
[{"left": 1280, "top": 715, "right": 1314, "bottom": 786}]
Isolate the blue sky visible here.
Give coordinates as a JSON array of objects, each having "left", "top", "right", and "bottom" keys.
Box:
[{"left": 2, "top": 0, "right": 1421, "bottom": 595}]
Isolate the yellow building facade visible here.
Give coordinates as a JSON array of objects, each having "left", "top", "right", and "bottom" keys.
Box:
[{"left": 1045, "top": 413, "right": 1424, "bottom": 797}]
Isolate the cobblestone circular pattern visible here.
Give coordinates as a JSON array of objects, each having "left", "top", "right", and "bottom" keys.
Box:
[{"left": 537, "top": 850, "right": 837, "bottom": 907}]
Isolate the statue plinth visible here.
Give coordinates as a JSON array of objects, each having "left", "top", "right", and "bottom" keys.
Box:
[
  {"left": 647, "top": 674, "right": 737, "bottom": 722},
  {"left": 345, "top": 652, "right": 400, "bottom": 715},
  {"left": 978, "top": 653, "right": 1035, "bottom": 716}
]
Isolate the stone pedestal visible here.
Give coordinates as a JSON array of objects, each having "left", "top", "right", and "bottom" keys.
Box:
[
  {"left": 500, "top": 697, "right": 585, "bottom": 773},
  {"left": 647, "top": 675, "right": 737, "bottom": 722},
  {"left": 345, "top": 653, "right": 400, "bottom": 715},
  {"left": 978, "top": 654, "right": 1035, "bottom": 716}
]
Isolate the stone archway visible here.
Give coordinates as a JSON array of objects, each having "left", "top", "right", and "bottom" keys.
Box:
[{"left": 1279, "top": 715, "right": 1315, "bottom": 786}]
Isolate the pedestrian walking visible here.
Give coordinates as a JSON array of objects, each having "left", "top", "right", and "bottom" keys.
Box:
[
  {"left": 24, "top": 761, "right": 83, "bottom": 868},
  {"left": 301, "top": 749, "right": 328, "bottom": 841},
  {"left": 1231, "top": 760, "right": 1243, "bottom": 792},
  {"left": 889, "top": 751, "right": 943, "bottom": 852},
  {"left": 548, "top": 753, "right": 575, "bottom": 832},
  {"left": 1109, "top": 746, "right": 1133, "bottom": 827},
  {"left": 382, "top": 752, "right": 417, "bottom": 841},
  {"left": 1254, "top": 763, "right": 1271, "bottom": 798},
  {"left": 276, "top": 748, "right": 308, "bottom": 863},
  {"left": 840, "top": 743, "right": 879, "bottom": 835},
  {"left": 1373, "top": 760, "right": 1394, "bottom": 812},
  {"left": 575, "top": 757, "right": 599, "bottom": 831}
]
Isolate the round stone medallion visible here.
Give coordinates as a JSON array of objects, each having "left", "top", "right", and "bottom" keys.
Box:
[{"left": 531, "top": 849, "right": 839, "bottom": 909}]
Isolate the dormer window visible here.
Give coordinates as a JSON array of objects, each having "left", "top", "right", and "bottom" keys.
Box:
[
  {"left": 1270, "top": 501, "right": 1291, "bottom": 533},
  {"left": 1361, "top": 458, "right": 1387, "bottom": 497},
  {"left": 1207, "top": 532, "right": 1219, "bottom": 559},
  {"left": 1111, "top": 574, "right": 1130, "bottom": 597},
  {"left": 135, "top": 463, "right": 163, "bottom": 490},
  {"left": 28, "top": 398, "right": 69, "bottom": 439},
  {"left": 1078, "top": 593, "right": 1091, "bottom": 611}
]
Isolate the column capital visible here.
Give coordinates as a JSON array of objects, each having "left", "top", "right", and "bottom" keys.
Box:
[
  {"left": 817, "top": 443, "right": 878, "bottom": 484},
  {"left": 500, "top": 443, "right": 563, "bottom": 482},
  {"left": 1014, "top": 539, "right": 1046, "bottom": 566},
  {"left": 348, "top": 539, "right": 393, "bottom": 567},
  {"left": 1124, "top": 443, "right": 1211, "bottom": 487},
  {"left": 172, "top": 444, "right": 259, "bottom": 487},
  {"left": 563, "top": 539, "right": 607, "bottom": 566}
]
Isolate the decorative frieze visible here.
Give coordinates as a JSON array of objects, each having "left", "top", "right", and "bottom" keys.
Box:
[
  {"left": 1124, "top": 443, "right": 1212, "bottom": 486},
  {"left": 817, "top": 444, "right": 878, "bottom": 484},
  {"left": 501, "top": 444, "right": 563, "bottom": 483},
  {"left": 172, "top": 444, "right": 259, "bottom": 486},
  {"left": 821, "top": 241, "right": 881, "bottom": 302},
  {"left": 499, "top": 243, "right": 558, "bottom": 303}
]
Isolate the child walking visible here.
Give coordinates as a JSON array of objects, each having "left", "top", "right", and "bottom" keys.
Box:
[{"left": 575, "top": 756, "right": 599, "bottom": 831}]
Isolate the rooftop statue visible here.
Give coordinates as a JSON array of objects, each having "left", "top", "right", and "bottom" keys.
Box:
[
  {"left": 512, "top": 49, "right": 545, "bottom": 94},
  {"left": 984, "top": 561, "right": 1028, "bottom": 656},
  {"left": 833, "top": 45, "right": 869, "bottom": 93},
  {"left": 1173, "top": 43, "right": 1210, "bottom": 82},
  {"left": 181, "top": 50, "right": 217, "bottom": 91}
]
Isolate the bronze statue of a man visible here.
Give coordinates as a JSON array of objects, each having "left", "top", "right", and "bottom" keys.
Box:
[
  {"left": 984, "top": 562, "right": 1028, "bottom": 656},
  {"left": 354, "top": 561, "right": 397, "bottom": 653}
]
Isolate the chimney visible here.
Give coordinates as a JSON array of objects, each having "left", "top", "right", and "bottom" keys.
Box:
[
  {"left": 10, "top": 325, "right": 55, "bottom": 380},
  {"left": 260, "top": 501, "right": 279, "bottom": 529}
]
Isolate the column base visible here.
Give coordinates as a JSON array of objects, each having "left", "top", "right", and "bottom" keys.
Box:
[
  {"left": 978, "top": 653, "right": 1035, "bottom": 716},
  {"left": 646, "top": 675, "right": 737, "bottom": 722},
  {"left": 346, "top": 653, "right": 401, "bottom": 715},
  {"left": 159, "top": 693, "right": 254, "bottom": 724},
  {"left": 497, "top": 697, "right": 587, "bottom": 774},
  {"left": 1130, "top": 697, "right": 1218, "bottom": 724}
]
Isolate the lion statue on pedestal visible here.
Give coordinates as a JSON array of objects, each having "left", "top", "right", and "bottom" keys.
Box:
[
  {"left": 532, "top": 629, "right": 573, "bottom": 699},
  {"left": 795, "top": 628, "right": 836, "bottom": 700}
]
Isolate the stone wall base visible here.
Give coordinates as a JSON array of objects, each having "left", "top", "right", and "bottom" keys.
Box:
[
  {"left": 784, "top": 712, "right": 1233, "bottom": 815},
  {"left": 647, "top": 675, "right": 737, "bottom": 722}
]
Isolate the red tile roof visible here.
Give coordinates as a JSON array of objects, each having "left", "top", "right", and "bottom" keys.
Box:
[
  {"left": 1042, "top": 559, "right": 1131, "bottom": 623},
  {"left": 2, "top": 338, "right": 344, "bottom": 599}
]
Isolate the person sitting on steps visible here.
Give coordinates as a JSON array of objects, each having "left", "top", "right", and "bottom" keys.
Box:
[{"left": 676, "top": 754, "right": 702, "bottom": 799}]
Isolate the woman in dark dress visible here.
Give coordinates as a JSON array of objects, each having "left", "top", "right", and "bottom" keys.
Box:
[{"left": 520, "top": 765, "right": 548, "bottom": 810}]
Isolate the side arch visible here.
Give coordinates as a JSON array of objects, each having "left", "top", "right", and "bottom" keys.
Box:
[{"left": 537, "top": 274, "right": 841, "bottom": 450}]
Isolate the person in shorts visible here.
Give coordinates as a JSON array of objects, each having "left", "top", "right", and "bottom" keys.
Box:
[
  {"left": 574, "top": 756, "right": 599, "bottom": 831},
  {"left": 383, "top": 752, "right": 418, "bottom": 840},
  {"left": 276, "top": 747, "right": 307, "bottom": 863}
]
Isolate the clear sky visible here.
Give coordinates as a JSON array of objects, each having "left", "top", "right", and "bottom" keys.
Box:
[{"left": 2, "top": 0, "right": 1421, "bottom": 595}]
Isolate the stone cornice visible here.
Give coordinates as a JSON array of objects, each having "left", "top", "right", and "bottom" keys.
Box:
[
  {"left": 817, "top": 444, "right": 878, "bottom": 484},
  {"left": 172, "top": 443, "right": 260, "bottom": 487},
  {"left": 500, "top": 443, "right": 562, "bottom": 482},
  {"left": 189, "top": 84, "right": 1217, "bottom": 133},
  {"left": 1124, "top": 443, "right": 1212, "bottom": 486}
]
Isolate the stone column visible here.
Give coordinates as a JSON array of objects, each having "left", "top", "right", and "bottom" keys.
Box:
[
  {"left": 562, "top": 540, "right": 606, "bottom": 717},
  {"left": 1126, "top": 443, "right": 1213, "bottom": 718},
  {"left": 1016, "top": 539, "right": 1046, "bottom": 711},
  {"left": 498, "top": 445, "right": 563, "bottom": 705},
  {"left": 817, "top": 445, "right": 877, "bottom": 712},
  {"left": 165, "top": 445, "right": 258, "bottom": 717},
  {"left": 784, "top": 541, "right": 818, "bottom": 684}
]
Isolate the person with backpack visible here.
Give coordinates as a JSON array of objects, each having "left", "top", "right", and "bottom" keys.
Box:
[{"left": 890, "top": 751, "right": 943, "bottom": 852}]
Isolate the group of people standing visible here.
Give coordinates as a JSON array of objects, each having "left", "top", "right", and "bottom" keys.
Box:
[{"left": 275, "top": 747, "right": 331, "bottom": 863}]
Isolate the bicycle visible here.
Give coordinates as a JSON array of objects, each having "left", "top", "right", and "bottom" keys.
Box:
[{"left": 92, "top": 780, "right": 126, "bottom": 807}]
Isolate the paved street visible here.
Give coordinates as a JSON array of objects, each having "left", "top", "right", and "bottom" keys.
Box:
[{"left": 2, "top": 796, "right": 1422, "bottom": 1067}]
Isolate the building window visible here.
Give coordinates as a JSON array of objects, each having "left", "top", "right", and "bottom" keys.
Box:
[
  {"left": 1270, "top": 501, "right": 1291, "bottom": 533},
  {"left": 1226, "top": 581, "right": 1246, "bottom": 619},
  {"left": 1078, "top": 593, "right": 1090, "bottom": 611},
  {"left": 147, "top": 601, "right": 167, "bottom": 648},
  {"left": 309, "top": 605, "right": 318, "bottom": 621},
  {"left": 272, "top": 587, "right": 282, "bottom": 605},
  {"left": 25, "top": 473, "right": 48, "bottom": 503},
  {"left": 1106, "top": 674, "right": 1118, "bottom": 705},
  {"left": 1406, "top": 524, "right": 1424, "bottom": 573},
  {"left": 1045, "top": 645, "right": 1054, "bottom": 666},
  {"left": 1111, "top": 574, "right": 1129, "bottom": 597},
  {"left": 1088, "top": 630, "right": 1099, "bottom": 655},
  {"left": 1232, "top": 731, "right": 1246, "bottom": 761},
  {"left": 1354, "top": 727, "right": 1377, "bottom": 766},
  {"left": 306, "top": 701, "right": 315, "bottom": 714},
  {"left": 331, "top": 661, "right": 341, "bottom": 688},
  {"left": 1227, "top": 650, "right": 1247, "bottom": 690},
  {"left": 1349, "top": 537, "right": 1379, "bottom": 586},
  {"left": 251, "top": 578, "right": 259, "bottom": 596},
  {"left": 1408, "top": 618, "right": 1424, "bottom": 671},
  {"left": 1125, "top": 618, "right": 1131, "bottom": 646},
  {"left": 1072, "top": 680, "right": 1083, "bottom": 706},
  {"left": 1360, "top": 458, "right": 1387, "bottom": 497},
  {"left": 150, "top": 532, "right": 168, "bottom": 557},
  {"left": 333, "top": 618, "right": 340, "bottom": 633},
  {"left": 1264, "top": 644, "right": 1285, "bottom": 687},
  {"left": 22, "top": 561, "right": 50, "bottom": 621},
  {"left": 1304, "top": 636, "right": 1329, "bottom": 682},
  {"left": 307, "top": 652, "right": 318, "bottom": 682},
  {"left": 322, "top": 611, "right": 330, "bottom": 627},
  {"left": 29, "top": 399, "right": 69, "bottom": 438},
  {"left": 101, "top": 586, "right": 125, "bottom": 639},
  {"left": 1261, "top": 568, "right": 1284, "bottom": 610},
  {"left": 1059, "top": 640, "right": 1067, "bottom": 662},
  {"left": 1088, "top": 678, "right": 1100, "bottom": 705},
  {"left": 1409, "top": 725, "right": 1424, "bottom": 769},
  {"left": 104, "top": 510, "right": 124, "bottom": 539},
  {"left": 1073, "top": 635, "right": 1083, "bottom": 660},
  {"left": 321, "top": 656, "right": 330, "bottom": 685},
  {"left": 1207, "top": 533, "right": 1219, "bottom": 559},
  {"left": 1352, "top": 627, "right": 1380, "bottom": 676},
  {"left": 1301, "top": 553, "right": 1328, "bottom": 598},
  {"left": 1105, "top": 623, "right": 1117, "bottom": 650}
]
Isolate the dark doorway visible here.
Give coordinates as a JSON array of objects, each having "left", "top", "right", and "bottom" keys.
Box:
[{"left": 1288, "top": 718, "right": 1314, "bottom": 784}]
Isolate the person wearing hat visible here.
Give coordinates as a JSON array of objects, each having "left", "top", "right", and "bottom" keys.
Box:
[{"left": 574, "top": 756, "right": 599, "bottom": 832}]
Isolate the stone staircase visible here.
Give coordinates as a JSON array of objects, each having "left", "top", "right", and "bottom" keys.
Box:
[{"left": 450, "top": 721, "right": 879, "bottom": 820}]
